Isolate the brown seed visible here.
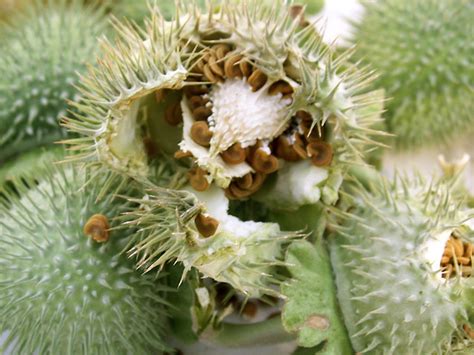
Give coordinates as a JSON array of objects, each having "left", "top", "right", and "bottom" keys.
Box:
[
  {"left": 235, "top": 173, "right": 253, "bottom": 190},
  {"left": 203, "top": 63, "right": 223, "bottom": 83},
  {"left": 188, "top": 167, "right": 210, "bottom": 192},
  {"left": 443, "top": 246, "right": 453, "bottom": 258},
  {"left": 239, "top": 59, "right": 252, "bottom": 77},
  {"left": 189, "top": 95, "right": 209, "bottom": 109},
  {"left": 293, "top": 135, "right": 308, "bottom": 159},
  {"left": 195, "top": 213, "right": 219, "bottom": 238},
  {"left": 268, "top": 80, "right": 294, "bottom": 96},
  {"left": 208, "top": 55, "right": 225, "bottom": 77},
  {"left": 190, "top": 121, "right": 213, "bottom": 147},
  {"left": 183, "top": 85, "right": 209, "bottom": 98},
  {"left": 274, "top": 136, "right": 301, "bottom": 162},
  {"left": 248, "top": 69, "right": 267, "bottom": 91},
  {"left": 464, "top": 243, "right": 473, "bottom": 257},
  {"left": 249, "top": 148, "right": 279, "bottom": 174},
  {"left": 193, "top": 106, "right": 213, "bottom": 121},
  {"left": 452, "top": 237, "right": 464, "bottom": 257},
  {"left": 457, "top": 256, "right": 471, "bottom": 266},
  {"left": 307, "top": 141, "right": 333, "bottom": 167},
  {"left": 164, "top": 102, "right": 183, "bottom": 126},
  {"left": 221, "top": 143, "right": 247, "bottom": 165},
  {"left": 224, "top": 55, "right": 243, "bottom": 78},
  {"left": 229, "top": 183, "right": 253, "bottom": 199},
  {"left": 441, "top": 256, "right": 451, "bottom": 265},
  {"left": 83, "top": 214, "right": 110, "bottom": 243},
  {"left": 174, "top": 150, "right": 193, "bottom": 159},
  {"left": 213, "top": 44, "right": 230, "bottom": 60}
]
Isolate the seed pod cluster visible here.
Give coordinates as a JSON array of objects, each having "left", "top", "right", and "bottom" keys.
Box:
[
  {"left": 157, "top": 47, "right": 333, "bottom": 199},
  {"left": 441, "top": 234, "right": 473, "bottom": 279}
]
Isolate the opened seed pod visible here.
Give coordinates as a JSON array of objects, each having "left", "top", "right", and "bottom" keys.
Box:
[{"left": 64, "top": 0, "right": 384, "bottom": 295}]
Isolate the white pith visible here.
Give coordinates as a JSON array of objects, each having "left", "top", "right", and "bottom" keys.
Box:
[
  {"left": 179, "top": 78, "right": 291, "bottom": 187},
  {"left": 420, "top": 229, "right": 453, "bottom": 279}
]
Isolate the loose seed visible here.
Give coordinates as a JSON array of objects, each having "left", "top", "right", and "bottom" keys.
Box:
[
  {"left": 307, "top": 141, "right": 333, "bottom": 167},
  {"left": 195, "top": 213, "right": 219, "bottom": 238},
  {"left": 164, "top": 102, "right": 183, "bottom": 126},
  {"left": 248, "top": 69, "right": 267, "bottom": 91},
  {"left": 188, "top": 167, "right": 210, "bottom": 192},
  {"left": 83, "top": 214, "right": 110, "bottom": 243},
  {"left": 190, "top": 121, "right": 213, "bottom": 147},
  {"left": 220, "top": 143, "right": 247, "bottom": 165}
]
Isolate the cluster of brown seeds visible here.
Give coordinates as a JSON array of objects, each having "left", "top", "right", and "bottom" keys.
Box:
[
  {"left": 153, "top": 45, "right": 334, "bottom": 237},
  {"left": 440, "top": 234, "right": 472, "bottom": 279},
  {"left": 83, "top": 214, "right": 110, "bottom": 243}
]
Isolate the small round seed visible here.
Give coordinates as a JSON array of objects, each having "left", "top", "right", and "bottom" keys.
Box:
[
  {"left": 174, "top": 150, "right": 193, "bottom": 159},
  {"left": 220, "top": 143, "right": 247, "bottom": 165},
  {"left": 190, "top": 121, "right": 213, "bottom": 147},
  {"left": 195, "top": 213, "right": 219, "bottom": 238},
  {"left": 192, "top": 106, "right": 213, "bottom": 121},
  {"left": 274, "top": 136, "right": 300, "bottom": 162},
  {"left": 464, "top": 243, "right": 473, "bottom": 257},
  {"left": 189, "top": 95, "right": 209, "bottom": 109},
  {"left": 208, "top": 55, "right": 225, "bottom": 77},
  {"left": 249, "top": 148, "right": 279, "bottom": 174},
  {"left": 248, "top": 69, "right": 267, "bottom": 91},
  {"left": 188, "top": 167, "right": 210, "bottom": 192},
  {"left": 213, "top": 44, "right": 230, "bottom": 60},
  {"left": 307, "top": 141, "right": 333, "bottom": 167},
  {"left": 268, "top": 80, "right": 294, "bottom": 96},
  {"left": 239, "top": 60, "right": 252, "bottom": 77},
  {"left": 235, "top": 173, "right": 253, "bottom": 190},
  {"left": 224, "top": 55, "right": 243, "bottom": 78},
  {"left": 452, "top": 237, "right": 464, "bottom": 257},
  {"left": 164, "top": 102, "right": 183, "bottom": 126},
  {"left": 440, "top": 256, "right": 451, "bottom": 265},
  {"left": 183, "top": 85, "right": 209, "bottom": 98},
  {"left": 83, "top": 214, "right": 110, "bottom": 243},
  {"left": 203, "top": 63, "right": 223, "bottom": 83}
]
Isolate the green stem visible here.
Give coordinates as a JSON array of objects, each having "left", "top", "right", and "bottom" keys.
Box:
[{"left": 203, "top": 317, "right": 295, "bottom": 348}]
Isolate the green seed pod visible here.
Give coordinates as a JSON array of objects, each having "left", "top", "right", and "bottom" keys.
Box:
[
  {"left": 0, "top": 164, "right": 169, "bottom": 354},
  {"left": 0, "top": 0, "right": 107, "bottom": 162},
  {"left": 64, "top": 0, "right": 384, "bottom": 295},
  {"left": 329, "top": 175, "right": 474, "bottom": 354},
  {"left": 352, "top": 0, "right": 474, "bottom": 149}
]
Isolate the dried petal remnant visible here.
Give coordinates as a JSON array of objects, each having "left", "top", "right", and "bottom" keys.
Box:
[
  {"left": 195, "top": 213, "right": 219, "bottom": 238},
  {"left": 83, "top": 214, "right": 110, "bottom": 243}
]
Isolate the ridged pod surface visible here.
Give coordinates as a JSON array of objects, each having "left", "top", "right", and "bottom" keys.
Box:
[
  {"left": 0, "top": 164, "right": 169, "bottom": 354},
  {"left": 0, "top": 0, "right": 107, "bottom": 162},
  {"left": 329, "top": 176, "right": 474, "bottom": 354},
  {"left": 63, "top": 0, "right": 384, "bottom": 295},
  {"left": 352, "top": 0, "right": 474, "bottom": 149}
]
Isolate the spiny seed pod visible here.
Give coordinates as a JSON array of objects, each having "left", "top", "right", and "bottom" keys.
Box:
[
  {"left": 351, "top": 0, "right": 474, "bottom": 149},
  {"left": 329, "top": 175, "right": 474, "bottom": 354},
  {"left": 63, "top": 0, "right": 384, "bottom": 295},
  {"left": 0, "top": 165, "right": 169, "bottom": 354},
  {"left": 0, "top": 0, "right": 107, "bottom": 162}
]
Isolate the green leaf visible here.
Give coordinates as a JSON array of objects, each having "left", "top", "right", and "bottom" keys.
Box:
[{"left": 282, "top": 240, "right": 352, "bottom": 354}]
